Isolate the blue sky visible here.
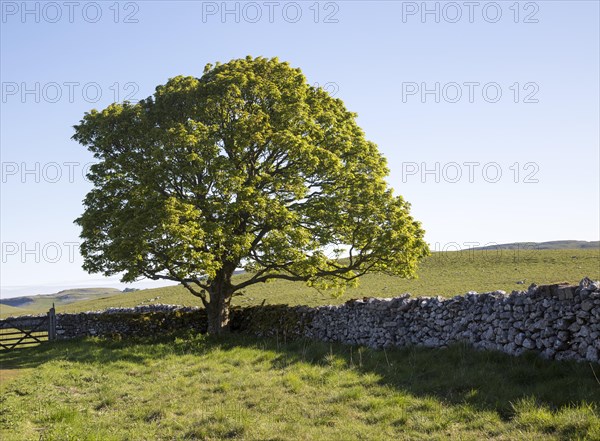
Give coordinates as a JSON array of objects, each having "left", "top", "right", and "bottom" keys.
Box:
[{"left": 1, "top": 1, "right": 599, "bottom": 298}]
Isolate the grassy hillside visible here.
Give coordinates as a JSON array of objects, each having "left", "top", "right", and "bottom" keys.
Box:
[
  {"left": 1, "top": 334, "right": 598, "bottom": 440},
  {"left": 0, "top": 304, "right": 26, "bottom": 317},
  {"left": 2, "top": 249, "right": 598, "bottom": 318},
  {"left": 473, "top": 240, "right": 600, "bottom": 250},
  {"left": 0, "top": 288, "right": 123, "bottom": 318},
  {"left": 50, "top": 248, "right": 600, "bottom": 315}
]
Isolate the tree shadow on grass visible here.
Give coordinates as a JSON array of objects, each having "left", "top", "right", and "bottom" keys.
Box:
[
  {"left": 0, "top": 335, "right": 164, "bottom": 371},
  {"left": 207, "top": 333, "right": 600, "bottom": 421},
  {"left": 1, "top": 332, "right": 599, "bottom": 422}
]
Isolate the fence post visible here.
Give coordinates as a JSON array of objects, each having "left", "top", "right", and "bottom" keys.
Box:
[{"left": 47, "top": 303, "right": 56, "bottom": 341}]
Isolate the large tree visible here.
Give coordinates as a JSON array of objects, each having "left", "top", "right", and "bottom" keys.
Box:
[{"left": 73, "top": 56, "right": 429, "bottom": 334}]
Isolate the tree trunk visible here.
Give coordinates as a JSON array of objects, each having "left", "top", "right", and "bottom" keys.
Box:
[
  {"left": 206, "top": 292, "right": 231, "bottom": 335},
  {"left": 205, "top": 265, "right": 235, "bottom": 335}
]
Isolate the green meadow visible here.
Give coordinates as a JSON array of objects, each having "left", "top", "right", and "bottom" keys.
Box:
[
  {"left": 1, "top": 248, "right": 599, "bottom": 440},
  {"left": 1, "top": 334, "right": 600, "bottom": 440}
]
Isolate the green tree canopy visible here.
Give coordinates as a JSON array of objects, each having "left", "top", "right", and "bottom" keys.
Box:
[{"left": 73, "top": 56, "right": 429, "bottom": 334}]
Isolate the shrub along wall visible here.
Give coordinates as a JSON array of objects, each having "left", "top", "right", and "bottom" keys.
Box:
[{"left": 1, "top": 278, "right": 598, "bottom": 363}]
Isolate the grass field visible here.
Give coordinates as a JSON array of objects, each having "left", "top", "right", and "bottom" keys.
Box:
[
  {"left": 1, "top": 248, "right": 599, "bottom": 439},
  {"left": 0, "top": 305, "right": 26, "bottom": 318},
  {"left": 1, "top": 334, "right": 599, "bottom": 440},
  {"left": 6, "top": 248, "right": 593, "bottom": 318}
]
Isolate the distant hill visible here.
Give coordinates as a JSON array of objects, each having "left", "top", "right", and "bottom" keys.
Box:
[
  {"left": 0, "top": 304, "right": 26, "bottom": 316},
  {"left": 0, "top": 288, "right": 123, "bottom": 312},
  {"left": 471, "top": 241, "right": 599, "bottom": 251}
]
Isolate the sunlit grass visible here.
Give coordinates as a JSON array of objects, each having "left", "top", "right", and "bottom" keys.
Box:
[
  {"left": 22, "top": 248, "right": 597, "bottom": 317},
  {"left": 1, "top": 334, "right": 599, "bottom": 440}
]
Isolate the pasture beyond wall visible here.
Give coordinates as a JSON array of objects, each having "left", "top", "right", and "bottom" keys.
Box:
[{"left": 2, "top": 278, "right": 599, "bottom": 363}]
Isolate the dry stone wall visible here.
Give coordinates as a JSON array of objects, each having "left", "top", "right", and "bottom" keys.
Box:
[
  {"left": 1, "top": 278, "right": 598, "bottom": 363},
  {"left": 304, "top": 278, "right": 600, "bottom": 362},
  {"left": 54, "top": 305, "right": 206, "bottom": 338}
]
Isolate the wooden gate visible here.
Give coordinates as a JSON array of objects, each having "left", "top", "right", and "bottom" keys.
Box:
[{"left": 0, "top": 305, "right": 56, "bottom": 350}]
